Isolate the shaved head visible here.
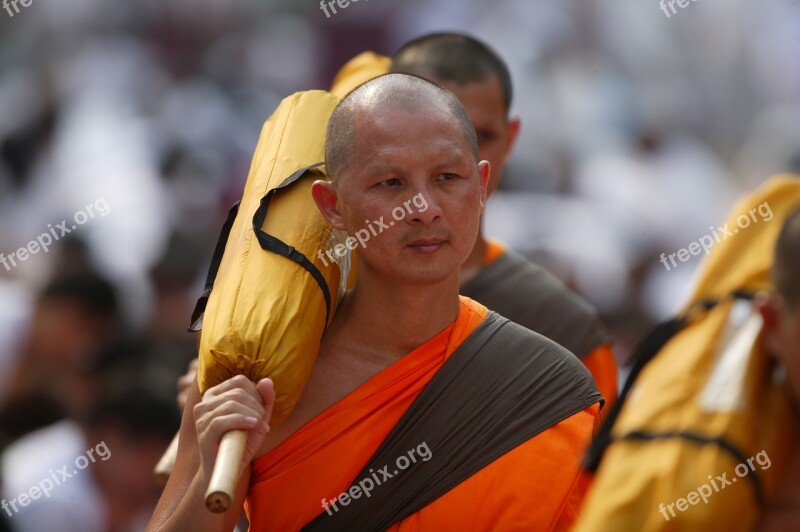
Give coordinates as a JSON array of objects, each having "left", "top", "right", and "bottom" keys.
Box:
[
  {"left": 325, "top": 73, "right": 478, "bottom": 183},
  {"left": 391, "top": 32, "right": 513, "bottom": 114},
  {"left": 774, "top": 207, "right": 800, "bottom": 308}
]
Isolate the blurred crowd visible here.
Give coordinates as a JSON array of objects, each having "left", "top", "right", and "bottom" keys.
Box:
[{"left": 0, "top": 0, "right": 799, "bottom": 529}]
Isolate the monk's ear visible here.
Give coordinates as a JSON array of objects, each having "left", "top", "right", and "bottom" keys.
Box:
[
  {"left": 757, "top": 294, "right": 783, "bottom": 361},
  {"left": 477, "top": 160, "right": 491, "bottom": 210},
  {"left": 311, "top": 180, "right": 346, "bottom": 230}
]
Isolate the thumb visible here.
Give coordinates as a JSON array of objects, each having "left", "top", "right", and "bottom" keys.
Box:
[{"left": 256, "top": 378, "right": 276, "bottom": 424}]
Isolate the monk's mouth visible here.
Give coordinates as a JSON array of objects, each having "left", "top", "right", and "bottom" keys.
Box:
[{"left": 406, "top": 239, "right": 447, "bottom": 253}]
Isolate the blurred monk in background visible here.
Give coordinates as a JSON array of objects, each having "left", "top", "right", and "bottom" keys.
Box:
[
  {"left": 387, "top": 33, "right": 618, "bottom": 408},
  {"left": 759, "top": 206, "right": 800, "bottom": 530}
]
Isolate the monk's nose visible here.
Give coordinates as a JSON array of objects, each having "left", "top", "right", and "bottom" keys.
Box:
[{"left": 408, "top": 190, "right": 442, "bottom": 226}]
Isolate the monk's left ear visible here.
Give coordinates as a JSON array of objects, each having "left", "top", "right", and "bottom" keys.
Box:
[
  {"left": 311, "top": 180, "right": 346, "bottom": 230},
  {"left": 478, "top": 160, "right": 491, "bottom": 209}
]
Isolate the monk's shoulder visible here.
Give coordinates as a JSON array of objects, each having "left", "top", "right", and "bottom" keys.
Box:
[
  {"left": 486, "top": 316, "right": 589, "bottom": 366},
  {"left": 498, "top": 253, "right": 601, "bottom": 326},
  {"left": 466, "top": 251, "right": 595, "bottom": 315},
  {"left": 475, "top": 313, "right": 600, "bottom": 398},
  {"left": 462, "top": 251, "right": 609, "bottom": 357}
]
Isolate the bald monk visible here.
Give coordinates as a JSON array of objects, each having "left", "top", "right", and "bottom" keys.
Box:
[
  {"left": 759, "top": 207, "right": 800, "bottom": 530},
  {"left": 148, "top": 74, "right": 602, "bottom": 531},
  {"left": 389, "top": 33, "right": 617, "bottom": 407}
]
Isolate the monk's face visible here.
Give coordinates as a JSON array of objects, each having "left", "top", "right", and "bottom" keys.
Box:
[
  {"left": 321, "top": 104, "right": 489, "bottom": 286},
  {"left": 437, "top": 76, "right": 519, "bottom": 197}
]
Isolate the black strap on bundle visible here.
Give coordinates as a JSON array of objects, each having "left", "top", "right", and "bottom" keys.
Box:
[
  {"left": 583, "top": 289, "right": 755, "bottom": 473},
  {"left": 188, "top": 201, "right": 240, "bottom": 331},
  {"left": 251, "top": 162, "right": 332, "bottom": 325},
  {"left": 618, "top": 430, "right": 765, "bottom": 506},
  {"left": 188, "top": 162, "right": 331, "bottom": 331}
]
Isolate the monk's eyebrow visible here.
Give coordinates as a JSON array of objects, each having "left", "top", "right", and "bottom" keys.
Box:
[
  {"left": 363, "top": 148, "right": 471, "bottom": 177},
  {"left": 430, "top": 150, "right": 472, "bottom": 171},
  {"left": 363, "top": 162, "right": 406, "bottom": 177}
]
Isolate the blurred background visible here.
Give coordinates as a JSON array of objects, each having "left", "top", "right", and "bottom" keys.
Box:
[{"left": 0, "top": 0, "right": 799, "bottom": 529}]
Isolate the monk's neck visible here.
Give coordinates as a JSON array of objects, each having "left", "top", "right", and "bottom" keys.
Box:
[{"left": 331, "top": 271, "right": 461, "bottom": 358}]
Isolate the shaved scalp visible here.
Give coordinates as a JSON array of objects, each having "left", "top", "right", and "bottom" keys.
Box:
[
  {"left": 774, "top": 206, "right": 800, "bottom": 309},
  {"left": 391, "top": 32, "right": 513, "bottom": 114},
  {"left": 325, "top": 72, "right": 479, "bottom": 183}
]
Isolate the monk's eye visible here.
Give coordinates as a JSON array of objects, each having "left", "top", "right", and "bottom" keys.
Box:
[
  {"left": 435, "top": 173, "right": 458, "bottom": 183},
  {"left": 381, "top": 178, "right": 402, "bottom": 187},
  {"left": 477, "top": 131, "right": 497, "bottom": 144}
]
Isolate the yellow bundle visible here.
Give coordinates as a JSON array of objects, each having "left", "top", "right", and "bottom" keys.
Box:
[
  {"left": 195, "top": 90, "right": 349, "bottom": 427},
  {"left": 576, "top": 176, "right": 800, "bottom": 530}
]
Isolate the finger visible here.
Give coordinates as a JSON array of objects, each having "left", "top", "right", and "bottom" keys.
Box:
[
  {"left": 216, "top": 386, "right": 267, "bottom": 415},
  {"left": 203, "top": 375, "right": 259, "bottom": 401},
  {"left": 195, "top": 390, "right": 266, "bottom": 425},
  {"left": 178, "top": 373, "right": 194, "bottom": 388},
  {"left": 256, "top": 378, "right": 275, "bottom": 425},
  {"left": 178, "top": 359, "right": 199, "bottom": 386},
  {"left": 200, "top": 413, "right": 264, "bottom": 445},
  {"left": 244, "top": 417, "right": 271, "bottom": 464},
  {"left": 177, "top": 390, "right": 189, "bottom": 410}
]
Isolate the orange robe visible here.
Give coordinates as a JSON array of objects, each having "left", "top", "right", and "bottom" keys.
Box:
[
  {"left": 579, "top": 344, "right": 616, "bottom": 413},
  {"left": 246, "top": 297, "right": 600, "bottom": 530}
]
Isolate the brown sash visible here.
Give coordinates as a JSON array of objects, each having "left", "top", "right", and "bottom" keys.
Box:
[{"left": 302, "top": 311, "right": 602, "bottom": 531}]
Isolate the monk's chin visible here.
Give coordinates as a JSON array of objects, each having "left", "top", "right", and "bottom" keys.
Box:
[{"left": 388, "top": 265, "right": 459, "bottom": 287}]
